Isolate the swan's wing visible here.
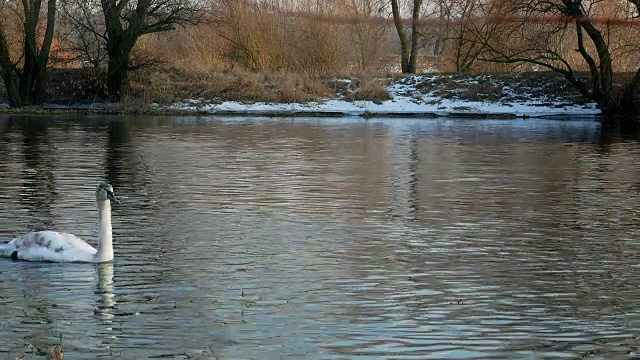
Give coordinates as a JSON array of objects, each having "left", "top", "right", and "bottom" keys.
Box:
[
  {"left": 0, "top": 242, "right": 16, "bottom": 258},
  {"left": 6, "top": 230, "right": 97, "bottom": 262}
]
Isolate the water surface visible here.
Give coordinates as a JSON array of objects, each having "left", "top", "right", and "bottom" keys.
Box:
[{"left": 1, "top": 115, "right": 640, "bottom": 359}]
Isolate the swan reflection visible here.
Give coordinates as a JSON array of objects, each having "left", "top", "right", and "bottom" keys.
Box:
[{"left": 95, "top": 262, "right": 115, "bottom": 321}]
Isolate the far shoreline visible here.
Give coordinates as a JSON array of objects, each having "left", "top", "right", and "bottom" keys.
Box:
[
  {"left": 0, "top": 103, "right": 604, "bottom": 122},
  {"left": 0, "top": 72, "right": 605, "bottom": 121}
]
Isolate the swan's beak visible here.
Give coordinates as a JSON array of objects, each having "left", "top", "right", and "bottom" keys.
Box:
[{"left": 107, "top": 192, "right": 121, "bottom": 204}]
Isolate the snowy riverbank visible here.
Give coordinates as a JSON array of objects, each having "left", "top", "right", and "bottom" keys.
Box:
[
  {"left": 157, "top": 73, "right": 602, "bottom": 118},
  {"left": 26, "top": 72, "right": 602, "bottom": 119}
]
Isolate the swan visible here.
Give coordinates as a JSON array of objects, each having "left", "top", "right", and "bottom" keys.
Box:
[{"left": 0, "top": 183, "right": 119, "bottom": 263}]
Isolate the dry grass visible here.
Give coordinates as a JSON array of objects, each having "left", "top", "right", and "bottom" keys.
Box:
[
  {"left": 124, "top": 66, "right": 337, "bottom": 105},
  {"left": 344, "top": 78, "right": 391, "bottom": 104}
]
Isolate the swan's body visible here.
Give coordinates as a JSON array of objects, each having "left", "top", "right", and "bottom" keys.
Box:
[{"left": 0, "top": 183, "right": 118, "bottom": 263}]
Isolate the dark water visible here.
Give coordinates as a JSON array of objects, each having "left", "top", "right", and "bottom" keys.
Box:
[{"left": 0, "top": 115, "right": 639, "bottom": 359}]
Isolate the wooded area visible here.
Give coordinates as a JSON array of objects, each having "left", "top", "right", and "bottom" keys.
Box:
[{"left": 0, "top": 0, "right": 638, "bottom": 122}]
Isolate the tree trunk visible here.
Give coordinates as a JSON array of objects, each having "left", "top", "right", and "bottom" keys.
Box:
[
  {"left": 390, "top": 0, "right": 411, "bottom": 73},
  {"left": 2, "top": 73, "right": 21, "bottom": 107},
  {"left": 407, "top": 0, "right": 422, "bottom": 73},
  {"left": 106, "top": 45, "right": 133, "bottom": 102},
  {"left": 20, "top": 0, "right": 41, "bottom": 104},
  {"left": 391, "top": 0, "right": 422, "bottom": 73},
  {"left": 0, "top": 29, "right": 21, "bottom": 107},
  {"left": 102, "top": 0, "right": 137, "bottom": 102},
  {"left": 34, "top": 0, "right": 56, "bottom": 103}
]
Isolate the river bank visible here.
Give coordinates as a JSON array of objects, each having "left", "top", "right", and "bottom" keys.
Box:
[{"left": 0, "top": 70, "right": 602, "bottom": 119}]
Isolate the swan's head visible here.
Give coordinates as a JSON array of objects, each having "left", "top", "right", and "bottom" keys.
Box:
[{"left": 96, "top": 183, "right": 120, "bottom": 203}]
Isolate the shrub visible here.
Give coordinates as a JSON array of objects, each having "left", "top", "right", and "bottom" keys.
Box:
[{"left": 344, "top": 78, "right": 391, "bottom": 104}]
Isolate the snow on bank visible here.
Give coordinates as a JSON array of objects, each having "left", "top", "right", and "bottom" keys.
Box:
[{"left": 162, "top": 73, "right": 601, "bottom": 118}]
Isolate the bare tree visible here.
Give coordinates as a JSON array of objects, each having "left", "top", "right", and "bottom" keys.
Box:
[
  {"left": 433, "top": 0, "right": 511, "bottom": 72},
  {"left": 213, "top": 0, "right": 280, "bottom": 71},
  {"left": 0, "top": 0, "right": 56, "bottom": 106},
  {"left": 59, "top": 0, "right": 108, "bottom": 69},
  {"left": 391, "top": 0, "right": 423, "bottom": 73},
  {"left": 213, "top": 0, "right": 348, "bottom": 75},
  {"left": 97, "top": 0, "right": 206, "bottom": 101},
  {"left": 340, "top": 0, "right": 389, "bottom": 71},
  {"left": 479, "top": 0, "right": 640, "bottom": 121}
]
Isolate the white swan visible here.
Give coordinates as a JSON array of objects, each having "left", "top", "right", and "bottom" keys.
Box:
[{"left": 0, "top": 183, "right": 119, "bottom": 263}]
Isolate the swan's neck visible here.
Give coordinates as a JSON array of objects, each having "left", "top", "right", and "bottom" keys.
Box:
[{"left": 95, "top": 200, "right": 114, "bottom": 262}]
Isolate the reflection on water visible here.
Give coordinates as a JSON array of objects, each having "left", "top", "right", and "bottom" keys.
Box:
[
  {"left": 0, "top": 115, "right": 640, "bottom": 359},
  {"left": 95, "top": 262, "right": 115, "bottom": 321}
]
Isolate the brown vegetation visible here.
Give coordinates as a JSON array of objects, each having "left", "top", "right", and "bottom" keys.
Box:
[
  {"left": 344, "top": 78, "right": 392, "bottom": 103},
  {"left": 125, "top": 66, "right": 336, "bottom": 105}
]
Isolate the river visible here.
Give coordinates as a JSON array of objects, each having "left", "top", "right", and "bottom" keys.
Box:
[{"left": 0, "top": 115, "right": 639, "bottom": 359}]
